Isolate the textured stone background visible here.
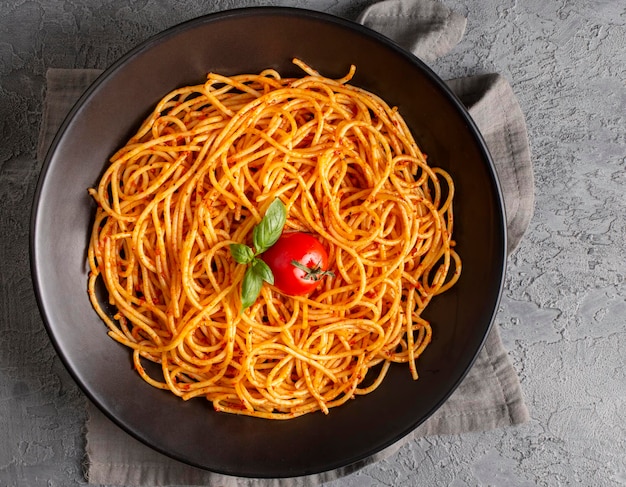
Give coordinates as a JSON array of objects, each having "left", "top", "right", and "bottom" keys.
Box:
[{"left": 1, "top": 0, "right": 625, "bottom": 486}]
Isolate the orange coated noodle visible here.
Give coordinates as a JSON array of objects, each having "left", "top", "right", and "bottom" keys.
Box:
[{"left": 87, "top": 59, "right": 461, "bottom": 419}]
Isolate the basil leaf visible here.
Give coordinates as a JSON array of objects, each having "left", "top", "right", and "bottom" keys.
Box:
[
  {"left": 253, "top": 198, "right": 287, "bottom": 254},
  {"left": 251, "top": 258, "right": 274, "bottom": 285},
  {"left": 229, "top": 243, "right": 254, "bottom": 264},
  {"left": 241, "top": 267, "right": 264, "bottom": 310},
  {"left": 233, "top": 199, "right": 286, "bottom": 311}
]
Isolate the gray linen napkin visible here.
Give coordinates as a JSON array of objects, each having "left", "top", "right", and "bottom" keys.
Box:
[{"left": 37, "top": 1, "right": 532, "bottom": 485}]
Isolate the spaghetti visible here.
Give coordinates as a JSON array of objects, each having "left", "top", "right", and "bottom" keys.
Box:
[{"left": 87, "top": 59, "right": 461, "bottom": 419}]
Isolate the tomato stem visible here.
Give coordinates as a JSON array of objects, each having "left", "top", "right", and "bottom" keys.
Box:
[{"left": 290, "top": 260, "right": 335, "bottom": 281}]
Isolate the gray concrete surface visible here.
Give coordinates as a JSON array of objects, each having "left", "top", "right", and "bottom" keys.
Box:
[{"left": 1, "top": 0, "right": 625, "bottom": 486}]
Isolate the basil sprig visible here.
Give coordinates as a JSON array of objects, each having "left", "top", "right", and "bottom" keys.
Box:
[{"left": 229, "top": 198, "right": 287, "bottom": 310}]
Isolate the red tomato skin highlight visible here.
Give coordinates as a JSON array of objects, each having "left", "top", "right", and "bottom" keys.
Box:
[{"left": 260, "top": 232, "right": 330, "bottom": 296}]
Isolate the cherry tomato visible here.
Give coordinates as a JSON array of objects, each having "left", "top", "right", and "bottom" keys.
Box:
[{"left": 261, "top": 232, "right": 334, "bottom": 296}]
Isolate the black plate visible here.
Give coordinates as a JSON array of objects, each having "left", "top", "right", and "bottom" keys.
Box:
[{"left": 30, "top": 7, "right": 506, "bottom": 478}]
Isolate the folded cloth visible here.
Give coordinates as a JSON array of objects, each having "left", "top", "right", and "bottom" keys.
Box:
[
  {"left": 357, "top": 0, "right": 467, "bottom": 62},
  {"left": 37, "top": 1, "right": 532, "bottom": 485}
]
